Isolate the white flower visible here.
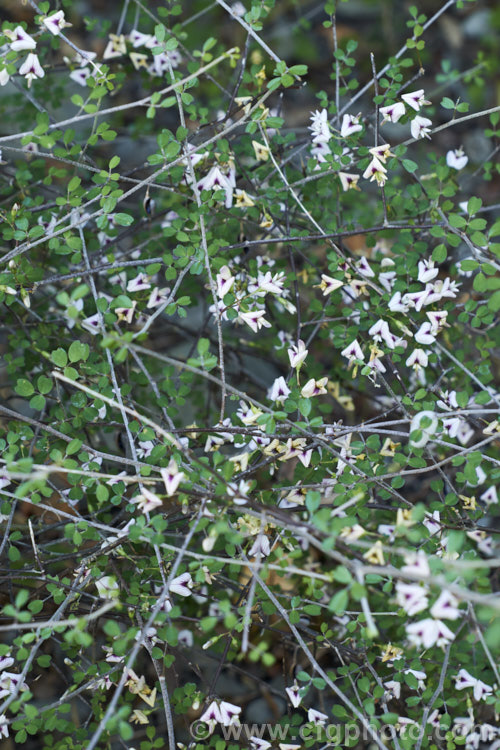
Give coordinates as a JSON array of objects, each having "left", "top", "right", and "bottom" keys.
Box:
[
  {"left": 0, "top": 69, "right": 10, "bottom": 86},
  {"left": 406, "top": 618, "right": 454, "bottom": 649},
  {"left": 395, "top": 582, "right": 429, "bottom": 615},
  {"left": 250, "top": 738, "right": 272, "bottom": 750},
  {"left": 418, "top": 259, "right": 439, "bottom": 283},
  {"left": 160, "top": 459, "right": 185, "bottom": 497},
  {"left": 43, "top": 11, "right": 71, "bottom": 35},
  {"left": 197, "top": 165, "right": 235, "bottom": 208},
  {"left": 238, "top": 309, "right": 272, "bottom": 333},
  {"left": 384, "top": 679, "right": 401, "bottom": 700},
  {"left": 285, "top": 682, "right": 302, "bottom": 708},
  {"left": 409, "top": 410, "right": 438, "bottom": 447},
  {"left": 248, "top": 535, "right": 271, "bottom": 557},
  {"left": 268, "top": 376, "right": 291, "bottom": 403},
  {"left": 127, "top": 273, "right": 151, "bottom": 292},
  {"left": 338, "top": 172, "right": 360, "bottom": 191},
  {"left": 219, "top": 701, "right": 241, "bottom": 726},
  {"left": 199, "top": 700, "right": 222, "bottom": 730},
  {"left": 95, "top": 576, "right": 119, "bottom": 599},
  {"left": 401, "top": 89, "right": 430, "bottom": 111},
  {"left": 128, "top": 29, "right": 155, "bottom": 48},
  {"left": 446, "top": 148, "right": 468, "bottom": 170},
  {"left": 301, "top": 377, "right": 328, "bottom": 398},
  {"left": 415, "top": 322, "right": 436, "bottom": 345},
  {"left": 341, "top": 339, "right": 364, "bottom": 363},
  {"left": 406, "top": 348, "right": 429, "bottom": 371},
  {"left": 0, "top": 672, "right": 28, "bottom": 701},
  {"left": 288, "top": 340, "right": 308, "bottom": 369},
  {"left": 147, "top": 287, "right": 170, "bottom": 308},
  {"left": 480, "top": 486, "right": 498, "bottom": 506},
  {"left": 426, "top": 310, "right": 448, "bottom": 334},
  {"left": 388, "top": 291, "right": 410, "bottom": 313},
  {"left": 309, "top": 109, "right": 331, "bottom": 143},
  {"left": 19, "top": 53, "right": 45, "bottom": 87},
  {"left": 402, "top": 551, "right": 430, "bottom": 579},
  {"left": 363, "top": 156, "right": 388, "bottom": 186},
  {"left": 216, "top": 266, "right": 235, "bottom": 298},
  {"left": 81, "top": 313, "right": 101, "bottom": 334},
  {"left": 169, "top": 572, "right": 193, "bottom": 597},
  {"left": 308, "top": 708, "right": 328, "bottom": 726},
  {"left": 430, "top": 590, "right": 460, "bottom": 620},
  {"left": 0, "top": 714, "right": 8, "bottom": 739},
  {"left": 411, "top": 115, "right": 432, "bottom": 139},
  {"left": 70, "top": 67, "right": 91, "bottom": 86},
  {"left": 404, "top": 669, "right": 427, "bottom": 690},
  {"left": 423, "top": 511, "right": 441, "bottom": 536},
  {"left": 103, "top": 34, "right": 127, "bottom": 60},
  {"left": 178, "top": 629, "right": 193, "bottom": 648},
  {"left": 5, "top": 26, "right": 36, "bottom": 51},
  {"left": 455, "top": 669, "right": 493, "bottom": 701},
  {"left": 380, "top": 102, "right": 406, "bottom": 123},
  {"left": 318, "top": 274, "right": 343, "bottom": 294},
  {"left": 341, "top": 113, "right": 363, "bottom": 137},
  {"left": 0, "top": 656, "right": 14, "bottom": 672},
  {"left": 134, "top": 487, "right": 162, "bottom": 514}
]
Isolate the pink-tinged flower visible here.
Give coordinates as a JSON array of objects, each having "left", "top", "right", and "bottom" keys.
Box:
[
  {"left": 238, "top": 309, "right": 272, "bottom": 333},
  {"left": 5, "top": 26, "right": 36, "bottom": 51},
  {"left": 288, "top": 340, "right": 308, "bottom": 369},
  {"left": 446, "top": 148, "right": 468, "bottom": 170},
  {"left": 309, "top": 109, "right": 331, "bottom": 143},
  {"left": 127, "top": 273, "right": 150, "bottom": 292},
  {"left": 42, "top": 11, "right": 71, "bottom": 35},
  {"left": 318, "top": 273, "right": 343, "bottom": 295},
  {"left": 395, "top": 582, "right": 429, "bottom": 616},
  {"left": 248, "top": 535, "right": 271, "bottom": 557},
  {"left": 362, "top": 156, "right": 388, "bottom": 186},
  {"left": 415, "top": 322, "right": 436, "bottom": 345},
  {"left": 338, "top": 172, "right": 360, "bottom": 191},
  {"left": 70, "top": 67, "right": 91, "bottom": 86},
  {"left": 455, "top": 669, "right": 493, "bottom": 701},
  {"left": 81, "top": 313, "right": 101, "bottom": 334},
  {"left": 301, "top": 377, "right": 327, "bottom": 398},
  {"left": 418, "top": 259, "right": 439, "bottom": 283},
  {"left": 406, "top": 348, "right": 428, "bottom": 370},
  {"left": 308, "top": 708, "right": 328, "bottom": 726},
  {"left": 341, "top": 339, "right": 364, "bottom": 363},
  {"left": 169, "top": 572, "right": 193, "bottom": 597},
  {"left": 401, "top": 89, "right": 430, "bottom": 111},
  {"left": 411, "top": 115, "right": 432, "bottom": 140},
  {"left": 268, "top": 376, "right": 291, "bottom": 403},
  {"left": 216, "top": 266, "right": 235, "bottom": 298},
  {"left": 430, "top": 590, "right": 460, "bottom": 620},
  {"left": 19, "top": 53, "right": 44, "bottom": 87},
  {"left": 341, "top": 113, "right": 363, "bottom": 137},
  {"left": 219, "top": 701, "right": 241, "bottom": 726},
  {"left": 160, "top": 459, "right": 185, "bottom": 497},
  {"left": 147, "top": 287, "right": 170, "bottom": 308},
  {"left": 406, "top": 618, "right": 454, "bottom": 649},
  {"left": 380, "top": 101, "right": 406, "bottom": 123},
  {"left": 134, "top": 487, "right": 162, "bottom": 514}
]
